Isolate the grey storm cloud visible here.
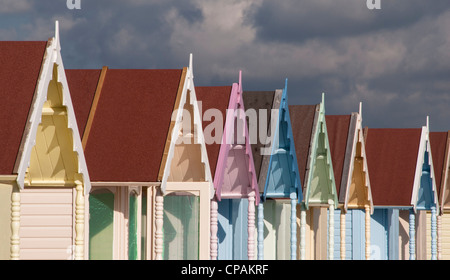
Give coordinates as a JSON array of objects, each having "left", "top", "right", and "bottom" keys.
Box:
[{"left": 1, "top": 0, "right": 450, "bottom": 131}]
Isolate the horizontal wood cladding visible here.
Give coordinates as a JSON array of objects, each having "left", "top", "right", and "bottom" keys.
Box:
[{"left": 19, "top": 188, "right": 74, "bottom": 260}]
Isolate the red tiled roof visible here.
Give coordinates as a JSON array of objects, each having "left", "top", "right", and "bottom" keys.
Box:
[
  {"left": 289, "top": 104, "right": 318, "bottom": 188},
  {"left": 429, "top": 131, "right": 448, "bottom": 200},
  {"left": 326, "top": 115, "right": 351, "bottom": 196},
  {"left": 83, "top": 69, "right": 183, "bottom": 182},
  {"left": 66, "top": 69, "right": 101, "bottom": 138},
  {"left": 365, "top": 128, "right": 422, "bottom": 206},
  {"left": 0, "top": 41, "right": 47, "bottom": 174},
  {"left": 196, "top": 86, "right": 232, "bottom": 177}
]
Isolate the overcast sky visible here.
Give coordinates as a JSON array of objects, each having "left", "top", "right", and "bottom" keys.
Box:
[{"left": 1, "top": 0, "right": 450, "bottom": 131}]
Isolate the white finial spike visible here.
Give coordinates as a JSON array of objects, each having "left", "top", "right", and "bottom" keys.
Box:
[
  {"left": 359, "top": 102, "right": 362, "bottom": 116},
  {"left": 427, "top": 116, "right": 429, "bottom": 130},
  {"left": 55, "top": 20, "right": 60, "bottom": 48},
  {"left": 239, "top": 70, "right": 242, "bottom": 92},
  {"left": 189, "top": 53, "right": 193, "bottom": 78}
]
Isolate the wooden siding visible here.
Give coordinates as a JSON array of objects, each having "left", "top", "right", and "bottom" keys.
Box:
[
  {"left": 427, "top": 211, "right": 450, "bottom": 259},
  {"left": 262, "top": 199, "right": 291, "bottom": 260},
  {"left": 217, "top": 199, "right": 249, "bottom": 260},
  {"left": 19, "top": 188, "right": 74, "bottom": 260}
]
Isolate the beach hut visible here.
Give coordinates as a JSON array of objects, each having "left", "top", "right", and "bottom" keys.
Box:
[
  {"left": 289, "top": 93, "right": 338, "bottom": 260},
  {"left": 196, "top": 72, "right": 259, "bottom": 260},
  {"left": 242, "top": 80, "right": 302, "bottom": 260},
  {"left": 364, "top": 120, "right": 439, "bottom": 260},
  {"left": 76, "top": 55, "right": 213, "bottom": 260},
  {"left": 326, "top": 104, "right": 373, "bottom": 260},
  {"left": 0, "top": 22, "right": 91, "bottom": 260}
]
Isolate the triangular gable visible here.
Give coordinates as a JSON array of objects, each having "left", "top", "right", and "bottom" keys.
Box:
[
  {"left": 430, "top": 131, "right": 449, "bottom": 213},
  {"left": 259, "top": 81, "right": 302, "bottom": 202},
  {"left": 365, "top": 128, "right": 422, "bottom": 207},
  {"left": 290, "top": 94, "right": 338, "bottom": 209},
  {"left": 411, "top": 119, "right": 439, "bottom": 212},
  {"left": 15, "top": 21, "right": 91, "bottom": 194},
  {"left": 327, "top": 104, "right": 373, "bottom": 213},
  {"left": 158, "top": 55, "right": 214, "bottom": 197},
  {"left": 207, "top": 72, "right": 259, "bottom": 204}
]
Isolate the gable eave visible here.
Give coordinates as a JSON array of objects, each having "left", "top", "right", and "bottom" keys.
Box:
[
  {"left": 215, "top": 73, "right": 259, "bottom": 204},
  {"left": 263, "top": 84, "right": 303, "bottom": 202},
  {"left": 411, "top": 125, "right": 439, "bottom": 213},
  {"left": 304, "top": 94, "right": 338, "bottom": 209}
]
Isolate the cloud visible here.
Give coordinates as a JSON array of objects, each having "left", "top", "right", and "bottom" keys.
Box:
[
  {"left": 0, "top": 0, "right": 449, "bottom": 131},
  {"left": 0, "top": 0, "right": 33, "bottom": 13}
]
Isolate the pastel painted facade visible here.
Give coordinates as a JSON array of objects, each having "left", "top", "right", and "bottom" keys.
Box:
[
  {"left": 73, "top": 56, "right": 213, "bottom": 260},
  {"left": 0, "top": 22, "right": 90, "bottom": 260},
  {"left": 364, "top": 121, "right": 439, "bottom": 260},
  {"left": 197, "top": 72, "right": 259, "bottom": 260},
  {"left": 289, "top": 94, "right": 338, "bottom": 260},
  {"left": 326, "top": 105, "right": 373, "bottom": 260},
  {"left": 243, "top": 81, "right": 303, "bottom": 260}
]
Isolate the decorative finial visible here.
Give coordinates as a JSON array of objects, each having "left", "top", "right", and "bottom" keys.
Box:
[
  {"left": 189, "top": 53, "right": 193, "bottom": 77},
  {"left": 239, "top": 70, "right": 242, "bottom": 92}
]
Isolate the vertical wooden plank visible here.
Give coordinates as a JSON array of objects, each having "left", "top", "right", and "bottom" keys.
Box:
[
  {"left": 300, "top": 206, "right": 306, "bottom": 260},
  {"left": 217, "top": 199, "right": 232, "bottom": 260},
  {"left": 263, "top": 200, "right": 276, "bottom": 260},
  {"left": 340, "top": 210, "right": 345, "bottom": 260},
  {"left": 388, "top": 209, "right": 399, "bottom": 260}
]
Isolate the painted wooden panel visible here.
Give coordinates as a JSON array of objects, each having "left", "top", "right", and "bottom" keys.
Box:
[
  {"left": 163, "top": 193, "right": 199, "bottom": 260},
  {"left": 217, "top": 199, "right": 248, "bottom": 260},
  {"left": 262, "top": 200, "right": 291, "bottom": 260},
  {"left": 167, "top": 97, "right": 205, "bottom": 182},
  {"left": 19, "top": 188, "right": 73, "bottom": 260},
  {"left": 221, "top": 146, "right": 253, "bottom": 197},
  {"left": 427, "top": 211, "right": 450, "bottom": 259},
  {"left": 332, "top": 209, "right": 353, "bottom": 259},
  {"left": 347, "top": 151, "right": 369, "bottom": 208},
  {"left": 370, "top": 209, "right": 388, "bottom": 260},
  {"left": 266, "top": 153, "right": 292, "bottom": 198}
]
